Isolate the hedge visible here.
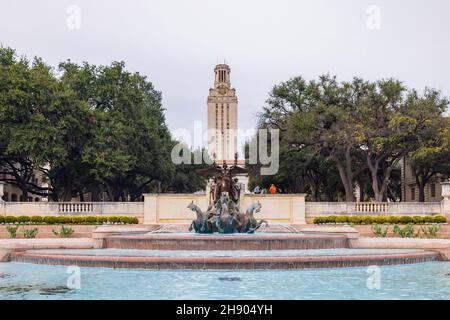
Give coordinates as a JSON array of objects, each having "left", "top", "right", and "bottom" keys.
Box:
[
  {"left": 0, "top": 216, "right": 139, "bottom": 225},
  {"left": 313, "top": 215, "right": 447, "bottom": 225}
]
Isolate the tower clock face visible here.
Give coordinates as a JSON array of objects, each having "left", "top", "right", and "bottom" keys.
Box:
[{"left": 218, "top": 85, "right": 228, "bottom": 95}]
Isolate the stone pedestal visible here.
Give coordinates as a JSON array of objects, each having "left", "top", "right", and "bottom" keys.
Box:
[
  {"left": 0, "top": 182, "right": 4, "bottom": 216},
  {"left": 143, "top": 194, "right": 158, "bottom": 224},
  {"left": 0, "top": 182, "right": 4, "bottom": 202},
  {"left": 442, "top": 181, "right": 450, "bottom": 216},
  {"left": 291, "top": 195, "right": 306, "bottom": 224}
]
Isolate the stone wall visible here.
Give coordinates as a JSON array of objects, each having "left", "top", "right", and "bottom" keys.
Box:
[
  {"left": 0, "top": 201, "right": 144, "bottom": 222},
  {"left": 143, "top": 193, "right": 306, "bottom": 224},
  {"left": 1, "top": 187, "right": 449, "bottom": 225}
]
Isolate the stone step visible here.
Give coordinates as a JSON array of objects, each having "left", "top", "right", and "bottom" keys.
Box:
[{"left": 104, "top": 233, "right": 349, "bottom": 250}]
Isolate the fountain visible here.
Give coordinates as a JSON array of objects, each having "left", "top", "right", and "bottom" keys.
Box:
[
  {"left": 2, "top": 159, "right": 444, "bottom": 271},
  {"left": 188, "top": 160, "right": 267, "bottom": 234}
]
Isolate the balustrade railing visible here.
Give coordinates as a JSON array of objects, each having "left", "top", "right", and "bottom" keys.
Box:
[
  {"left": 58, "top": 202, "right": 95, "bottom": 213},
  {"left": 355, "top": 202, "right": 389, "bottom": 213}
]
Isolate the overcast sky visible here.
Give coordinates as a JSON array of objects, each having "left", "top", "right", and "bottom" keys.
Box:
[{"left": 1, "top": 0, "right": 449, "bottom": 149}]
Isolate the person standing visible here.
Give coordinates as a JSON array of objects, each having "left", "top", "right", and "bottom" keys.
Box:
[{"left": 269, "top": 184, "right": 277, "bottom": 194}]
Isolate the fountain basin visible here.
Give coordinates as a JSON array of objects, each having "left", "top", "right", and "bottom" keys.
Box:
[
  {"left": 10, "top": 248, "right": 440, "bottom": 270},
  {"left": 104, "top": 233, "right": 349, "bottom": 250}
]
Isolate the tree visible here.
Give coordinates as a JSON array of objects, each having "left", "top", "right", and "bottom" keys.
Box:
[
  {"left": 406, "top": 90, "right": 450, "bottom": 201},
  {"left": 0, "top": 47, "right": 205, "bottom": 201},
  {"left": 258, "top": 75, "right": 369, "bottom": 201},
  {"left": 61, "top": 61, "right": 175, "bottom": 201},
  {"left": 160, "top": 147, "right": 209, "bottom": 193},
  {"left": 257, "top": 74, "right": 449, "bottom": 202},
  {"left": 0, "top": 48, "right": 61, "bottom": 200}
]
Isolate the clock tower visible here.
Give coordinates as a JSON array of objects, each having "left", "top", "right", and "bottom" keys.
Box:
[{"left": 207, "top": 64, "right": 238, "bottom": 162}]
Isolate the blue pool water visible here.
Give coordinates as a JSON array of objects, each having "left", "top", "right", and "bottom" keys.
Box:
[{"left": 0, "top": 261, "right": 449, "bottom": 300}]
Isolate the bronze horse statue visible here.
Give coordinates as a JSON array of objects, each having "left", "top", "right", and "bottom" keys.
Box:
[
  {"left": 187, "top": 202, "right": 213, "bottom": 234},
  {"left": 237, "top": 201, "right": 268, "bottom": 233},
  {"left": 189, "top": 156, "right": 267, "bottom": 234}
]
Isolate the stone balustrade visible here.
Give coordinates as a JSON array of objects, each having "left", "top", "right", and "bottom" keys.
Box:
[
  {"left": 355, "top": 202, "right": 389, "bottom": 213},
  {"left": 0, "top": 185, "right": 449, "bottom": 224}
]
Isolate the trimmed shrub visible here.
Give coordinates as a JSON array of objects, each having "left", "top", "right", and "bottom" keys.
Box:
[
  {"left": 388, "top": 216, "right": 401, "bottom": 224},
  {"left": 108, "top": 216, "right": 120, "bottom": 224},
  {"left": 56, "top": 216, "right": 72, "bottom": 224},
  {"left": 412, "top": 216, "right": 424, "bottom": 224},
  {"left": 0, "top": 215, "right": 139, "bottom": 225},
  {"left": 85, "top": 216, "right": 97, "bottom": 224},
  {"left": 119, "top": 216, "right": 138, "bottom": 224},
  {"left": 348, "top": 216, "right": 362, "bottom": 224},
  {"left": 4, "top": 216, "right": 16, "bottom": 224},
  {"left": 373, "top": 216, "right": 388, "bottom": 224},
  {"left": 71, "top": 216, "right": 86, "bottom": 224},
  {"left": 96, "top": 216, "right": 108, "bottom": 224},
  {"left": 313, "top": 217, "right": 324, "bottom": 224},
  {"left": 423, "top": 216, "right": 434, "bottom": 224},
  {"left": 433, "top": 215, "right": 447, "bottom": 224},
  {"left": 361, "top": 216, "right": 374, "bottom": 225},
  {"left": 43, "top": 216, "right": 57, "bottom": 224},
  {"left": 313, "top": 215, "right": 446, "bottom": 225},
  {"left": 400, "top": 216, "right": 413, "bottom": 224},
  {"left": 17, "top": 216, "right": 31, "bottom": 224},
  {"left": 30, "top": 216, "right": 43, "bottom": 224},
  {"left": 335, "top": 216, "right": 348, "bottom": 224}
]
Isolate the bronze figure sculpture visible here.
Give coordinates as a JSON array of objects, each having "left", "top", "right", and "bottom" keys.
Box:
[{"left": 188, "top": 157, "right": 268, "bottom": 234}]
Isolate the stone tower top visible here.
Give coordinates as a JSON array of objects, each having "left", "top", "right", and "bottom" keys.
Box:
[{"left": 214, "top": 64, "right": 231, "bottom": 87}]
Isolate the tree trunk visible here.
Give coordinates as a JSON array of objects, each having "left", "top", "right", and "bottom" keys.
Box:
[
  {"left": 63, "top": 185, "right": 72, "bottom": 202},
  {"left": 336, "top": 163, "right": 354, "bottom": 202},
  {"left": 366, "top": 154, "right": 392, "bottom": 202},
  {"left": 90, "top": 187, "right": 101, "bottom": 202},
  {"left": 418, "top": 182, "right": 426, "bottom": 202},
  {"left": 412, "top": 167, "right": 435, "bottom": 203}
]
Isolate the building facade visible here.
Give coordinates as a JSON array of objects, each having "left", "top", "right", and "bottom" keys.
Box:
[
  {"left": 0, "top": 172, "right": 46, "bottom": 202},
  {"left": 207, "top": 64, "right": 238, "bottom": 163},
  {"left": 401, "top": 157, "right": 446, "bottom": 202}
]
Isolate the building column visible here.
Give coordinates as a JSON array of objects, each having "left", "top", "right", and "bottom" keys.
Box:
[{"left": 441, "top": 181, "right": 450, "bottom": 216}]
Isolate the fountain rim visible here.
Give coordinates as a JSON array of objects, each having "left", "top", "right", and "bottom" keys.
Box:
[{"left": 10, "top": 250, "right": 441, "bottom": 270}]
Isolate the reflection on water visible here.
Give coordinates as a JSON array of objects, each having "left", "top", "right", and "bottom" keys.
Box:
[
  {"left": 218, "top": 277, "right": 242, "bottom": 281},
  {"left": 0, "top": 284, "right": 73, "bottom": 296}
]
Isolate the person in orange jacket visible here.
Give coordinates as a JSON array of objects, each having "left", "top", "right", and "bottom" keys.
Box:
[{"left": 268, "top": 183, "right": 277, "bottom": 194}]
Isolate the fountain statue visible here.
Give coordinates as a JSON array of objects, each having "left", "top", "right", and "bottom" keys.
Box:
[{"left": 188, "top": 156, "right": 267, "bottom": 234}]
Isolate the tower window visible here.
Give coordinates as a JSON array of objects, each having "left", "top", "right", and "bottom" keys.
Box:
[{"left": 411, "top": 187, "right": 415, "bottom": 201}]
